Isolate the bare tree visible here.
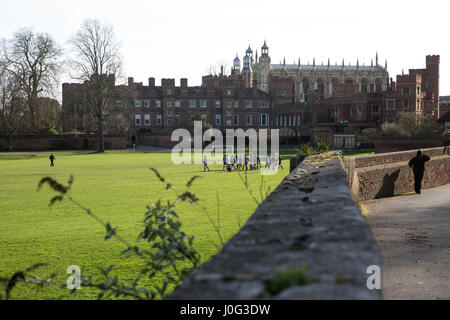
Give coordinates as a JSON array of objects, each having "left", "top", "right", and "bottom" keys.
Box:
[
  {"left": 68, "top": 19, "right": 122, "bottom": 153},
  {"left": 0, "top": 28, "right": 62, "bottom": 130},
  {"left": 0, "top": 67, "right": 29, "bottom": 150}
]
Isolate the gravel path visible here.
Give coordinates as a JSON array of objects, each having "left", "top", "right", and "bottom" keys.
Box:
[{"left": 364, "top": 184, "right": 450, "bottom": 299}]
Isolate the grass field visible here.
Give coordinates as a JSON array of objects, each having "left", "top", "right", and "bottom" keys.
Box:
[{"left": 0, "top": 151, "right": 293, "bottom": 299}]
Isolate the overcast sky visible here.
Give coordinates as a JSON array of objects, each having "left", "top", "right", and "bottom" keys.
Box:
[{"left": 1, "top": 0, "right": 449, "bottom": 98}]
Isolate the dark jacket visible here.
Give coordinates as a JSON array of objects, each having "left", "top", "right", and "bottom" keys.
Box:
[{"left": 408, "top": 154, "right": 430, "bottom": 172}]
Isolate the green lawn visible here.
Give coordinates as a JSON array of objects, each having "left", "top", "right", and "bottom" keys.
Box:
[{"left": 0, "top": 151, "right": 293, "bottom": 299}]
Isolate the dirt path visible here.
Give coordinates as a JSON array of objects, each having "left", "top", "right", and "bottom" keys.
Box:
[{"left": 364, "top": 184, "right": 450, "bottom": 299}]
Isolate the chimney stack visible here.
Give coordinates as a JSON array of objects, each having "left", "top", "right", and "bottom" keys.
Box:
[
  {"left": 128, "top": 77, "right": 134, "bottom": 86},
  {"left": 148, "top": 77, "right": 155, "bottom": 87},
  {"left": 180, "top": 78, "right": 188, "bottom": 89}
]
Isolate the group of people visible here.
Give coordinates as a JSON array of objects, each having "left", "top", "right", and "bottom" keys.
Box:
[{"left": 203, "top": 153, "right": 283, "bottom": 172}]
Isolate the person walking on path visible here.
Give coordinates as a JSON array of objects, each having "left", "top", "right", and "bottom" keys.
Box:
[
  {"left": 49, "top": 153, "right": 56, "bottom": 167},
  {"left": 408, "top": 150, "right": 430, "bottom": 194}
]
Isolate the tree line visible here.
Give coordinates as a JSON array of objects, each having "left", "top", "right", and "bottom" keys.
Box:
[{"left": 0, "top": 19, "right": 122, "bottom": 152}]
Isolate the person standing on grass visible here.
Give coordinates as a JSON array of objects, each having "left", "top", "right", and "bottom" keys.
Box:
[
  {"left": 223, "top": 154, "right": 228, "bottom": 171},
  {"left": 408, "top": 150, "right": 430, "bottom": 194},
  {"left": 49, "top": 153, "right": 55, "bottom": 167},
  {"left": 278, "top": 154, "right": 283, "bottom": 170},
  {"left": 203, "top": 155, "right": 210, "bottom": 172}
]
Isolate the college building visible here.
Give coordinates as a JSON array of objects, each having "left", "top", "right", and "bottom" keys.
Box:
[{"left": 61, "top": 41, "right": 441, "bottom": 147}]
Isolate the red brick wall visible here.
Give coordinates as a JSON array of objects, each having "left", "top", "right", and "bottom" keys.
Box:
[{"left": 0, "top": 134, "right": 127, "bottom": 151}]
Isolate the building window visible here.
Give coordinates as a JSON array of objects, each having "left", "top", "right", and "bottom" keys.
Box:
[
  {"left": 234, "top": 100, "right": 239, "bottom": 108},
  {"left": 226, "top": 101, "right": 232, "bottom": 108},
  {"left": 200, "top": 100, "right": 207, "bottom": 108},
  {"left": 226, "top": 111, "right": 231, "bottom": 117},
  {"left": 226, "top": 120, "right": 232, "bottom": 126},
  {"left": 288, "top": 116, "right": 292, "bottom": 126},
  {"left": 417, "top": 87, "right": 420, "bottom": 95},
  {"left": 157, "top": 114, "right": 162, "bottom": 125},
  {"left": 175, "top": 100, "right": 181, "bottom": 108},
  {"left": 417, "top": 100, "right": 421, "bottom": 110},
  {"left": 167, "top": 101, "right": 172, "bottom": 108},
  {"left": 234, "top": 115, "right": 239, "bottom": 125},
  {"left": 371, "top": 104, "right": 380, "bottom": 114},
  {"left": 201, "top": 114, "right": 207, "bottom": 122},
  {"left": 281, "top": 89, "right": 286, "bottom": 96},
  {"left": 402, "top": 87, "right": 411, "bottom": 95},
  {"left": 167, "top": 110, "right": 172, "bottom": 116},
  {"left": 246, "top": 115, "right": 252, "bottom": 126},
  {"left": 167, "top": 88, "right": 172, "bottom": 95},
  {"left": 260, "top": 114, "right": 269, "bottom": 126},
  {"left": 227, "top": 89, "right": 232, "bottom": 96},
  {"left": 245, "top": 100, "right": 252, "bottom": 108},
  {"left": 175, "top": 114, "right": 180, "bottom": 125},
  {"left": 404, "top": 100, "right": 409, "bottom": 109},
  {"left": 144, "top": 114, "right": 150, "bottom": 125},
  {"left": 215, "top": 100, "right": 221, "bottom": 108},
  {"left": 135, "top": 100, "right": 141, "bottom": 108},
  {"left": 215, "top": 114, "right": 221, "bottom": 125},
  {"left": 135, "top": 114, "right": 141, "bottom": 125},
  {"left": 276, "top": 116, "right": 279, "bottom": 126},
  {"left": 357, "top": 105, "right": 363, "bottom": 115},
  {"left": 167, "top": 119, "right": 172, "bottom": 125},
  {"left": 189, "top": 100, "right": 196, "bottom": 108},
  {"left": 155, "top": 100, "right": 161, "bottom": 108},
  {"left": 386, "top": 99, "right": 395, "bottom": 110},
  {"left": 116, "top": 100, "right": 123, "bottom": 108}
]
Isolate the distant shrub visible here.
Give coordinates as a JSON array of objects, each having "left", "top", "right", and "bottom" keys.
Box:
[
  {"left": 299, "top": 143, "right": 312, "bottom": 157},
  {"left": 316, "top": 139, "right": 330, "bottom": 153},
  {"left": 40, "top": 124, "right": 59, "bottom": 136},
  {"left": 443, "top": 129, "right": 450, "bottom": 139}
]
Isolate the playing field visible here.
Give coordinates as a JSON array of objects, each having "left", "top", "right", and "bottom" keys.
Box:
[{"left": 0, "top": 151, "right": 293, "bottom": 299}]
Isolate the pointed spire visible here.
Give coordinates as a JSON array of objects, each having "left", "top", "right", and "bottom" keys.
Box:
[
  {"left": 357, "top": 58, "right": 359, "bottom": 70},
  {"left": 385, "top": 59, "right": 387, "bottom": 69},
  {"left": 376, "top": 52, "right": 379, "bottom": 66},
  {"left": 313, "top": 58, "right": 315, "bottom": 66},
  {"left": 402, "top": 68, "right": 404, "bottom": 75},
  {"left": 371, "top": 59, "right": 373, "bottom": 67}
]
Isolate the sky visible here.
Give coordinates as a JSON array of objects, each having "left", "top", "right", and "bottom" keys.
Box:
[{"left": 1, "top": 0, "right": 449, "bottom": 100}]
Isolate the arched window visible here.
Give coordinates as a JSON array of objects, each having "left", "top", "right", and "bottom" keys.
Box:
[
  {"left": 345, "top": 78, "right": 354, "bottom": 86},
  {"left": 317, "top": 79, "right": 325, "bottom": 99},
  {"left": 302, "top": 79, "right": 310, "bottom": 94},
  {"left": 375, "top": 79, "right": 382, "bottom": 93},
  {"left": 361, "top": 78, "right": 368, "bottom": 93}
]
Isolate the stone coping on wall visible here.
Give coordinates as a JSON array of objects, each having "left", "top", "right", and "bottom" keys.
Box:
[{"left": 168, "top": 151, "right": 381, "bottom": 300}]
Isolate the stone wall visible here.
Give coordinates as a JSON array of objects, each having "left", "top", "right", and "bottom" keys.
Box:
[
  {"left": 344, "top": 146, "right": 450, "bottom": 201},
  {"left": 137, "top": 134, "right": 178, "bottom": 147},
  {"left": 168, "top": 151, "right": 380, "bottom": 300}
]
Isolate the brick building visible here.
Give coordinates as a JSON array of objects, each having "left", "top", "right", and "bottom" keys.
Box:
[{"left": 61, "top": 48, "right": 441, "bottom": 148}]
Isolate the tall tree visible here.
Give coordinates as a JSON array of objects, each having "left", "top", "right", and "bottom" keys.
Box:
[
  {"left": 69, "top": 19, "right": 122, "bottom": 152},
  {"left": 0, "top": 67, "right": 29, "bottom": 150},
  {"left": 0, "top": 29, "right": 62, "bottom": 130}
]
